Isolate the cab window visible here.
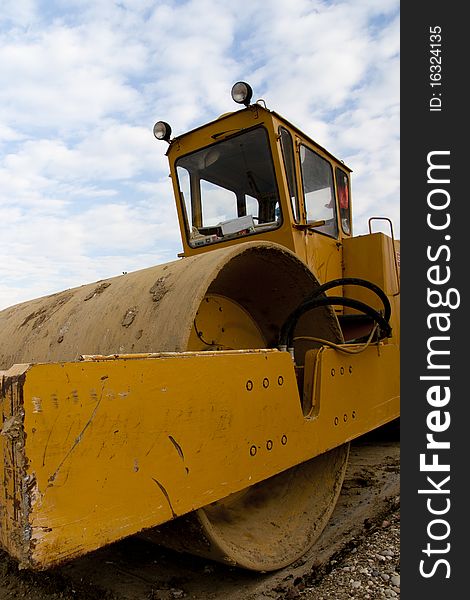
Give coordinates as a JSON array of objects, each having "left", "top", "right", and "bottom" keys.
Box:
[
  {"left": 176, "top": 127, "right": 281, "bottom": 248},
  {"left": 279, "top": 127, "right": 300, "bottom": 222},
  {"left": 335, "top": 167, "right": 351, "bottom": 235},
  {"left": 300, "top": 145, "right": 338, "bottom": 238}
]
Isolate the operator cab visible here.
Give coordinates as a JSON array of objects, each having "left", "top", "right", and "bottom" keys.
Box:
[{"left": 154, "top": 82, "right": 352, "bottom": 264}]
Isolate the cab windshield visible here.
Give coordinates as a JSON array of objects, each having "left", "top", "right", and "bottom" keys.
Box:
[{"left": 176, "top": 127, "right": 281, "bottom": 247}]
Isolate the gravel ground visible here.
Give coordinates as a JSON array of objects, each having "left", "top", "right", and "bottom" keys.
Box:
[
  {"left": 0, "top": 497, "right": 401, "bottom": 600},
  {"left": 273, "top": 499, "right": 400, "bottom": 600}
]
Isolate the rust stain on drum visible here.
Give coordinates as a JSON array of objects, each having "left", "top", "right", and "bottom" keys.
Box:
[
  {"left": 149, "top": 278, "right": 168, "bottom": 303},
  {"left": 21, "top": 293, "right": 73, "bottom": 330},
  {"left": 20, "top": 308, "right": 45, "bottom": 329},
  {"left": 83, "top": 282, "right": 111, "bottom": 301},
  {"left": 121, "top": 307, "right": 138, "bottom": 328}
]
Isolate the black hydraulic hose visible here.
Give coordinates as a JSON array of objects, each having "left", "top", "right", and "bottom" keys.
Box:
[
  {"left": 279, "top": 296, "right": 391, "bottom": 348},
  {"left": 278, "top": 277, "right": 392, "bottom": 349},
  {"left": 302, "top": 277, "right": 391, "bottom": 322}
]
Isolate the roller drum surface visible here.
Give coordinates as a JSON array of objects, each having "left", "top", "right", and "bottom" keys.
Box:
[{"left": 0, "top": 241, "right": 349, "bottom": 571}]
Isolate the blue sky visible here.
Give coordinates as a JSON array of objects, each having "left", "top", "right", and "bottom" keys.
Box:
[{"left": 0, "top": 0, "right": 399, "bottom": 309}]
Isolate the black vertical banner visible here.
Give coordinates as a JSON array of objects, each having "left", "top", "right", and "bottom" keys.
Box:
[{"left": 401, "top": 3, "right": 466, "bottom": 599}]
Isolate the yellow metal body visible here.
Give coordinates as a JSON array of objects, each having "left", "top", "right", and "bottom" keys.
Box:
[
  {"left": 343, "top": 232, "right": 400, "bottom": 343},
  {"left": 0, "top": 98, "right": 400, "bottom": 570},
  {"left": 1, "top": 342, "right": 398, "bottom": 568}
]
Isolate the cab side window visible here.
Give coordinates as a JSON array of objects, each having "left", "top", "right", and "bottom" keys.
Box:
[
  {"left": 300, "top": 145, "right": 338, "bottom": 238},
  {"left": 335, "top": 168, "right": 351, "bottom": 235},
  {"left": 279, "top": 127, "right": 300, "bottom": 222}
]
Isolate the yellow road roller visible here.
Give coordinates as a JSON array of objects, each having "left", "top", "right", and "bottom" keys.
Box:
[{"left": 0, "top": 82, "right": 400, "bottom": 572}]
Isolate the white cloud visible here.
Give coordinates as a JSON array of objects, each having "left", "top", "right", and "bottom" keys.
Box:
[
  {"left": 0, "top": 0, "right": 36, "bottom": 25},
  {"left": 0, "top": 0, "right": 399, "bottom": 310},
  {"left": 0, "top": 28, "right": 145, "bottom": 131}
]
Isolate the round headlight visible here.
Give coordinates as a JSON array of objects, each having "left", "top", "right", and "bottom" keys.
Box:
[
  {"left": 231, "top": 81, "right": 253, "bottom": 106},
  {"left": 153, "top": 121, "right": 172, "bottom": 142}
]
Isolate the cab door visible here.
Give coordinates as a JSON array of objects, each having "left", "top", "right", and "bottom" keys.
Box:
[{"left": 298, "top": 143, "right": 343, "bottom": 285}]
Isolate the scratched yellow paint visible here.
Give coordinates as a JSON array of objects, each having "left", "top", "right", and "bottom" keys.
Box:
[{"left": 1, "top": 345, "right": 398, "bottom": 568}]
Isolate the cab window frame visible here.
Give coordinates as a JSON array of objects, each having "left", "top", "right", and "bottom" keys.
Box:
[
  {"left": 299, "top": 144, "right": 339, "bottom": 239},
  {"left": 335, "top": 166, "right": 352, "bottom": 236},
  {"left": 278, "top": 126, "right": 300, "bottom": 223}
]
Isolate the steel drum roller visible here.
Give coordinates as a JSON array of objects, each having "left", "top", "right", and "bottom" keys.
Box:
[{"left": 0, "top": 241, "right": 349, "bottom": 571}]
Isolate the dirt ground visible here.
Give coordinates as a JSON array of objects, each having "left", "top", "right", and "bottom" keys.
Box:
[{"left": 0, "top": 423, "right": 399, "bottom": 600}]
